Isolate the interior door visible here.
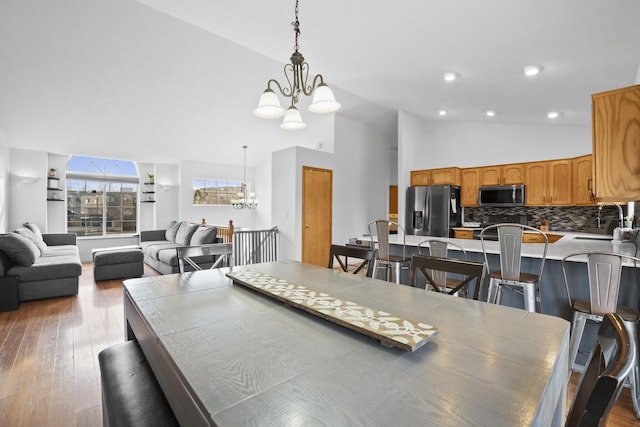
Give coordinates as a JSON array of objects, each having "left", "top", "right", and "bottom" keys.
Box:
[{"left": 302, "top": 166, "right": 332, "bottom": 267}]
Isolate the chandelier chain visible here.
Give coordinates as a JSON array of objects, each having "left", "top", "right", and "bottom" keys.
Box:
[{"left": 292, "top": 0, "right": 300, "bottom": 52}]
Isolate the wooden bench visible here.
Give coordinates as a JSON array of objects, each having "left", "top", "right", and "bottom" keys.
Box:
[{"left": 98, "top": 341, "right": 179, "bottom": 427}]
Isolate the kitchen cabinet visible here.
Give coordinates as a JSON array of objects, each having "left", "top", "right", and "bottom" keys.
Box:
[
  {"left": 592, "top": 84, "right": 640, "bottom": 201},
  {"left": 430, "top": 167, "right": 461, "bottom": 186},
  {"left": 410, "top": 167, "right": 460, "bottom": 187},
  {"left": 479, "top": 164, "right": 524, "bottom": 186},
  {"left": 460, "top": 168, "right": 481, "bottom": 206},
  {"left": 572, "top": 154, "right": 596, "bottom": 205},
  {"left": 524, "top": 160, "right": 572, "bottom": 206},
  {"left": 410, "top": 170, "right": 431, "bottom": 186},
  {"left": 524, "top": 162, "right": 548, "bottom": 205}
]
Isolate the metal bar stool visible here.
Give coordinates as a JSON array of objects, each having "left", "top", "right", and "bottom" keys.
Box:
[
  {"left": 367, "top": 220, "right": 411, "bottom": 284},
  {"left": 480, "top": 223, "right": 548, "bottom": 313},
  {"left": 562, "top": 251, "right": 640, "bottom": 419}
]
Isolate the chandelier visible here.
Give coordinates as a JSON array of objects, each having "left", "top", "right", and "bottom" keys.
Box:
[
  {"left": 253, "top": 0, "right": 340, "bottom": 130},
  {"left": 231, "top": 146, "right": 258, "bottom": 209}
]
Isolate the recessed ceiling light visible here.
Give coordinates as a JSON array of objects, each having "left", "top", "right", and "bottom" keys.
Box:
[
  {"left": 486, "top": 110, "right": 496, "bottom": 117},
  {"left": 438, "top": 110, "right": 447, "bottom": 116},
  {"left": 443, "top": 72, "right": 459, "bottom": 82},
  {"left": 547, "top": 111, "right": 559, "bottom": 119},
  {"left": 524, "top": 65, "right": 543, "bottom": 77}
]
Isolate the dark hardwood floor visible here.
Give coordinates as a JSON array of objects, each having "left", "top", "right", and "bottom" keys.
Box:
[{"left": 0, "top": 262, "right": 639, "bottom": 426}]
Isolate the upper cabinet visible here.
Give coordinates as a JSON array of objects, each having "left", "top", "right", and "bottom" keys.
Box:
[
  {"left": 592, "top": 84, "right": 640, "bottom": 202},
  {"left": 524, "top": 162, "right": 548, "bottom": 205},
  {"left": 524, "top": 160, "right": 572, "bottom": 206},
  {"left": 410, "top": 167, "right": 460, "bottom": 187},
  {"left": 461, "top": 168, "right": 480, "bottom": 206},
  {"left": 479, "top": 164, "right": 524, "bottom": 186},
  {"left": 572, "top": 154, "right": 595, "bottom": 205}
]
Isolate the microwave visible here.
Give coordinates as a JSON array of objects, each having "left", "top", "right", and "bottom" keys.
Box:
[{"left": 478, "top": 185, "right": 525, "bottom": 207}]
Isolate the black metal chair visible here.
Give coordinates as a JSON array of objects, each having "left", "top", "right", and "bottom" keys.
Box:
[
  {"left": 328, "top": 244, "right": 374, "bottom": 277},
  {"left": 176, "top": 243, "right": 233, "bottom": 273},
  {"left": 565, "top": 312, "right": 636, "bottom": 427},
  {"left": 417, "top": 239, "right": 469, "bottom": 296},
  {"left": 410, "top": 254, "right": 485, "bottom": 300}
]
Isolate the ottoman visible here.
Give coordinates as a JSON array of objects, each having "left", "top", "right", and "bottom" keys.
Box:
[{"left": 93, "top": 246, "right": 144, "bottom": 282}]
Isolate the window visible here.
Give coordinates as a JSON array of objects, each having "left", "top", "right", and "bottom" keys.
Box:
[
  {"left": 66, "top": 156, "right": 138, "bottom": 236},
  {"left": 193, "top": 179, "right": 242, "bottom": 205}
]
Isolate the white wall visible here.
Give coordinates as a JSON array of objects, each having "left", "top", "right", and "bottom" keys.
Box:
[
  {"left": 9, "top": 148, "right": 47, "bottom": 232},
  {"left": 271, "top": 115, "right": 393, "bottom": 261},
  {"left": 0, "top": 128, "right": 9, "bottom": 233},
  {"left": 47, "top": 152, "right": 71, "bottom": 233},
  {"left": 153, "top": 162, "right": 180, "bottom": 230}
]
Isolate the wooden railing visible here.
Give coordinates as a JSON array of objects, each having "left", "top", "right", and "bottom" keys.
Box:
[{"left": 196, "top": 219, "right": 234, "bottom": 243}]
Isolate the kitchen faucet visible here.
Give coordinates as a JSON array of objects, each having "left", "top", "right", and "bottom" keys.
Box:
[{"left": 596, "top": 203, "right": 623, "bottom": 229}]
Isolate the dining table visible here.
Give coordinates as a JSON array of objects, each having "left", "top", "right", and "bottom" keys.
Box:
[{"left": 123, "top": 260, "right": 570, "bottom": 427}]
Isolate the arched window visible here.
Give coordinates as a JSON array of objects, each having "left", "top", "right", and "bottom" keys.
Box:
[{"left": 66, "top": 155, "right": 139, "bottom": 237}]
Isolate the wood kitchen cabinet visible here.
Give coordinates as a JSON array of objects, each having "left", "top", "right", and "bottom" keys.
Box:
[
  {"left": 410, "top": 167, "right": 460, "bottom": 187},
  {"left": 524, "top": 160, "right": 572, "bottom": 206},
  {"left": 480, "top": 164, "right": 524, "bottom": 186},
  {"left": 461, "top": 168, "right": 481, "bottom": 206},
  {"left": 410, "top": 170, "right": 431, "bottom": 186},
  {"left": 430, "top": 167, "right": 461, "bottom": 185},
  {"left": 572, "top": 154, "right": 596, "bottom": 205},
  {"left": 592, "top": 84, "right": 640, "bottom": 201}
]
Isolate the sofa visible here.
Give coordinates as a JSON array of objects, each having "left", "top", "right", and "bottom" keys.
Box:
[
  {"left": 0, "top": 223, "right": 82, "bottom": 305},
  {"left": 140, "top": 221, "right": 221, "bottom": 274}
]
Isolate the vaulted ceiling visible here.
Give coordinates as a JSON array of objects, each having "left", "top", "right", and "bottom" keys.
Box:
[{"left": 1, "top": 0, "right": 639, "bottom": 167}]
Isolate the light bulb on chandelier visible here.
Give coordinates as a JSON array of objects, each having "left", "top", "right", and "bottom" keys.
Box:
[
  {"left": 254, "top": 0, "right": 340, "bottom": 130},
  {"left": 230, "top": 146, "right": 258, "bottom": 209}
]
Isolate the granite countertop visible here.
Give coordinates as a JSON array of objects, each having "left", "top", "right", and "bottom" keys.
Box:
[{"left": 360, "top": 231, "right": 640, "bottom": 266}]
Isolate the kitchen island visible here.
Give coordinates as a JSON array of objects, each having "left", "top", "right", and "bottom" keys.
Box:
[{"left": 361, "top": 230, "right": 640, "bottom": 318}]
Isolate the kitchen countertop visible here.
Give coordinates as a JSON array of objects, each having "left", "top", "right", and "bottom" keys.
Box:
[{"left": 361, "top": 230, "right": 640, "bottom": 265}]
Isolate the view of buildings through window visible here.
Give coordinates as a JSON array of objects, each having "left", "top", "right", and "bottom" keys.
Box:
[
  {"left": 66, "top": 156, "right": 138, "bottom": 236},
  {"left": 193, "top": 179, "right": 242, "bottom": 205}
]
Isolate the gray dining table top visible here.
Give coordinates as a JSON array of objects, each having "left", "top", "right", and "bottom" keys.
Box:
[{"left": 124, "top": 260, "right": 570, "bottom": 427}]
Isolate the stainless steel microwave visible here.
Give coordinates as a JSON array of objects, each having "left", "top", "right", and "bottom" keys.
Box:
[{"left": 478, "top": 185, "right": 525, "bottom": 207}]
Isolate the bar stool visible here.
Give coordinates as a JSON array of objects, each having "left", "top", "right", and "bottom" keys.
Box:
[
  {"left": 417, "top": 240, "right": 469, "bottom": 296},
  {"left": 367, "top": 220, "right": 411, "bottom": 284},
  {"left": 480, "top": 223, "right": 548, "bottom": 313},
  {"left": 562, "top": 251, "right": 640, "bottom": 418}
]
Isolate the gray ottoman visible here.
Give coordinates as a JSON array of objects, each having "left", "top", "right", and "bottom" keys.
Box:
[{"left": 93, "top": 246, "right": 144, "bottom": 282}]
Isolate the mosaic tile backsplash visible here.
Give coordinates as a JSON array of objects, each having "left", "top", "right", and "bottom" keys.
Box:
[{"left": 463, "top": 205, "right": 636, "bottom": 233}]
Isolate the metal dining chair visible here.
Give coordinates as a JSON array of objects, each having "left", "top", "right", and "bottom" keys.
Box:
[
  {"left": 410, "top": 254, "right": 485, "bottom": 300},
  {"left": 565, "top": 312, "right": 636, "bottom": 427},
  {"left": 417, "top": 240, "right": 470, "bottom": 296},
  {"left": 327, "top": 244, "right": 374, "bottom": 277},
  {"left": 562, "top": 251, "right": 640, "bottom": 418},
  {"left": 176, "top": 243, "right": 233, "bottom": 273},
  {"left": 480, "top": 223, "right": 548, "bottom": 313},
  {"left": 367, "top": 220, "right": 411, "bottom": 284}
]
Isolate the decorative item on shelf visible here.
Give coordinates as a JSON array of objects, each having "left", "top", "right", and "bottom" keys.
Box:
[
  {"left": 624, "top": 215, "right": 634, "bottom": 228},
  {"left": 253, "top": 0, "right": 340, "bottom": 130},
  {"left": 48, "top": 168, "right": 57, "bottom": 178},
  {"left": 231, "top": 146, "right": 258, "bottom": 210},
  {"left": 147, "top": 173, "right": 154, "bottom": 184}
]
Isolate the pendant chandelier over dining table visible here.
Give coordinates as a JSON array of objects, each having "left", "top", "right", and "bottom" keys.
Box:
[{"left": 253, "top": 0, "right": 341, "bottom": 130}]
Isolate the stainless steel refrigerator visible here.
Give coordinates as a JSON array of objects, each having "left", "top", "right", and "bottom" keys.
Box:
[{"left": 405, "top": 185, "right": 461, "bottom": 236}]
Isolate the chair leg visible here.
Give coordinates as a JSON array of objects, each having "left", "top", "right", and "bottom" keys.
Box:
[
  {"left": 487, "top": 278, "right": 500, "bottom": 304},
  {"left": 623, "top": 319, "right": 640, "bottom": 418},
  {"left": 568, "top": 312, "right": 587, "bottom": 373},
  {"left": 522, "top": 282, "right": 537, "bottom": 313}
]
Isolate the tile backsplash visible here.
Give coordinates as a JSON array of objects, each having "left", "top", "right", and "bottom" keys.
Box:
[{"left": 463, "top": 204, "right": 635, "bottom": 232}]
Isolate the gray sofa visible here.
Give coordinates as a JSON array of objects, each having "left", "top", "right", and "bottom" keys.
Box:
[
  {"left": 140, "top": 221, "right": 220, "bottom": 274},
  {"left": 0, "top": 224, "right": 81, "bottom": 303}
]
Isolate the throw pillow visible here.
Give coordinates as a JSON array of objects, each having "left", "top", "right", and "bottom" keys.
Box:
[
  {"left": 190, "top": 226, "right": 218, "bottom": 245},
  {"left": 14, "top": 227, "right": 48, "bottom": 255},
  {"left": 23, "top": 221, "right": 43, "bottom": 240},
  {"left": 175, "top": 222, "right": 199, "bottom": 246},
  {"left": 0, "top": 232, "right": 40, "bottom": 266},
  {"left": 164, "top": 220, "right": 181, "bottom": 243}
]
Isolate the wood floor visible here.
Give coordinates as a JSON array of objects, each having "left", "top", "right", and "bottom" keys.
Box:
[{"left": 0, "top": 263, "right": 639, "bottom": 426}]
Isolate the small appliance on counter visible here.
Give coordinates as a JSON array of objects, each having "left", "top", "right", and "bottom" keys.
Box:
[{"left": 405, "top": 185, "right": 461, "bottom": 237}]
